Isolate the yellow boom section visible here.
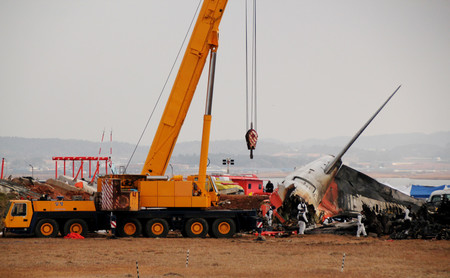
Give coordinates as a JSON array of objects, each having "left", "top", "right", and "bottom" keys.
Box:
[{"left": 142, "top": 0, "right": 228, "bottom": 176}]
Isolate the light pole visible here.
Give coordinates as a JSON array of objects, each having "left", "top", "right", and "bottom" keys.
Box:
[
  {"left": 169, "top": 164, "right": 174, "bottom": 178},
  {"left": 29, "top": 164, "right": 34, "bottom": 179},
  {"left": 222, "top": 158, "right": 234, "bottom": 174},
  {"left": 1, "top": 158, "right": 5, "bottom": 179}
]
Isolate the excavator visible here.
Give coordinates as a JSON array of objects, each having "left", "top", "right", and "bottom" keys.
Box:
[{"left": 3, "top": 0, "right": 257, "bottom": 239}]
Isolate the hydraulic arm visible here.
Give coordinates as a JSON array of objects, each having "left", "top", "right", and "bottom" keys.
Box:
[{"left": 142, "top": 0, "right": 228, "bottom": 177}]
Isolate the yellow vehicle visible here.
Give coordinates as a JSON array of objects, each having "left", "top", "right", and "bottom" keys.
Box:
[
  {"left": 2, "top": 199, "right": 108, "bottom": 238},
  {"left": 210, "top": 176, "right": 244, "bottom": 195},
  {"left": 3, "top": 0, "right": 256, "bottom": 239}
]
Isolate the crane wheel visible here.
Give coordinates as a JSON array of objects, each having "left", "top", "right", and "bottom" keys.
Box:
[
  {"left": 184, "top": 218, "right": 208, "bottom": 238},
  {"left": 119, "top": 218, "right": 142, "bottom": 237},
  {"left": 145, "top": 219, "right": 169, "bottom": 238},
  {"left": 212, "top": 218, "right": 236, "bottom": 238},
  {"left": 35, "top": 219, "right": 59, "bottom": 238},
  {"left": 63, "top": 219, "right": 88, "bottom": 237}
]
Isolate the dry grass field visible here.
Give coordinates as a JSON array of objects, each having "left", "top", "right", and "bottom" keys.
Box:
[{"left": 1, "top": 233, "right": 449, "bottom": 278}]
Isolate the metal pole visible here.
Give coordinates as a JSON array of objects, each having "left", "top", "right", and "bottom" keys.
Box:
[
  {"left": 136, "top": 261, "right": 139, "bottom": 278},
  {"left": 341, "top": 253, "right": 346, "bottom": 272},
  {"left": 1, "top": 158, "right": 4, "bottom": 179},
  {"left": 29, "top": 164, "right": 34, "bottom": 179}
]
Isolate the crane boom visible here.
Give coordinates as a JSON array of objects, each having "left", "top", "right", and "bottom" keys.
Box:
[{"left": 142, "top": 0, "right": 228, "bottom": 176}]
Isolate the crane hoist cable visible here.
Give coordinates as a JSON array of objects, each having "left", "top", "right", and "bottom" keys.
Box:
[
  {"left": 245, "top": 0, "right": 258, "bottom": 159},
  {"left": 125, "top": 0, "right": 203, "bottom": 172}
]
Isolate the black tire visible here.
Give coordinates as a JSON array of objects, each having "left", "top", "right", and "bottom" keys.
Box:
[
  {"left": 118, "top": 218, "right": 142, "bottom": 237},
  {"left": 63, "top": 219, "right": 88, "bottom": 237},
  {"left": 211, "top": 218, "right": 236, "bottom": 238},
  {"left": 144, "top": 218, "right": 169, "bottom": 238},
  {"left": 184, "top": 218, "right": 208, "bottom": 238},
  {"left": 35, "top": 219, "right": 59, "bottom": 238}
]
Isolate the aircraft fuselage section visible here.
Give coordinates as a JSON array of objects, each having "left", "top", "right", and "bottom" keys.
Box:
[{"left": 278, "top": 155, "right": 339, "bottom": 208}]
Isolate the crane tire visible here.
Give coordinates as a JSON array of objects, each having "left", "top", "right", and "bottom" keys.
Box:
[
  {"left": 35, "top": 219, "right": 59, "bottom": 238},
  {"left": 118, "top": 218, "right": 142, "bottom": 237},
  {"left": 184, "top": 218, "right": 208, "bottom": 238},
  {"left": 63, "top": 219, "right": 88, "bottom": 237},
  {"left": 211, "top": 218, "right": 236, "bottom": 238},
  {"left": 144, "top": 218, "right": 169, "bottom": 238}
]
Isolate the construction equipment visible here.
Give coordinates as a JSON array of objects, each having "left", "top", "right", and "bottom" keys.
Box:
[{"left": 2, "top": 0, "right": 257, "bottom": 239}]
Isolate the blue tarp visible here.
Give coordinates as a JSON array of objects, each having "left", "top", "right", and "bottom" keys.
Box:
[{"left": 410, "top": 185, "right": 447, "bottom": 199}]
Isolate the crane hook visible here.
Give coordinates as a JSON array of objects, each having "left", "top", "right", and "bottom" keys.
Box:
[{"left": 245, "top": 128, "right": 258, "bottom": 159}]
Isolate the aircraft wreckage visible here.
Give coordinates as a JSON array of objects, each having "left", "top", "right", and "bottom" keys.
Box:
[{"left": 269, "top": 85, "right": 424, "bottom": 225}]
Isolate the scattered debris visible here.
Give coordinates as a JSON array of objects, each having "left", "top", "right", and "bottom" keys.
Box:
[
  {"left": 208, "top": 195, "right": 268, "bottom": 210},
  {"left": 389, "top": 200, "right": 450, "bottom": 240},
  {"left": 0, "top": 176, "right": 93, "bottom": 201},
  {"left": 307, "top": 202, "right": 450, "bottom": 240},
  {"left": 64, "top": 232, "right": 85, "bottom": 239}
]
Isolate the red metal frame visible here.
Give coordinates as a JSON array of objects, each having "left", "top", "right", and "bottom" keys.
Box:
[{"left": 52, "top": 157, "right": 109, "bottom": 180}]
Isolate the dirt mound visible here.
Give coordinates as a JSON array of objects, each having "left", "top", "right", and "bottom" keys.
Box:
[
  {"left": 211, "top": 195, "right": 269, "bottom": 210},
  {"left": 1, "top": 178, "right": 92, "bottom": 201}
]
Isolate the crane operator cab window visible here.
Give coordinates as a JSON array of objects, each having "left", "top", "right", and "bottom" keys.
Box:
[
  {"left": 205, "top": 178, "right": 215, "bottom": 192},
  {"left": 12, "top": 203, "right": 27, "bottom": 217},
  {"left": 3, "top": 202, "right": 12, "bottom": 218}
]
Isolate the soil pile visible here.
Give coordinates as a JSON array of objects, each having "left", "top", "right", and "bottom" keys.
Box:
[
  {"left": 212, "top": 195, "right": 269, "bottom": 210},
  {"left": 0, "top": 178, "right": 91, "bottom": 201}
]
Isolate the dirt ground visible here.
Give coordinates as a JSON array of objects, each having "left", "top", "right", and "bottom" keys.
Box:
[{"left": 1, "top": 233, "right": 449, "bottom": 278}]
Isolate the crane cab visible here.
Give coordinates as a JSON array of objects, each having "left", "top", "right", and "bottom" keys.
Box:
[{"left": 3, "top": 200, "right": 33, "bottom": 232}]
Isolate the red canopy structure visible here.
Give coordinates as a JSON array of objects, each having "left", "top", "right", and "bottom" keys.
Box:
[{"left": 52, "top": 156, "right": 109, "bottom": 180}]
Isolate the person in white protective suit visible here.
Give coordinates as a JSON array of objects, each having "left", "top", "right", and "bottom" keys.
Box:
[
  {"left": 297, "top": 202, "right": 308, "bottom": 235},
  {"left": 404, "top": 205, "right": 412, "bottom": 221},
  {"left": 265, "top": 206, "right": 274, "bottom": 230},
  {"left": 356, "top": 210, "right": 367, "bottom": 237}
]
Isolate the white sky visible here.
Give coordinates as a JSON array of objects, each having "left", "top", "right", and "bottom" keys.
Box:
[{"left": 1, "top": 0, "right": 449, "bottom": 146}]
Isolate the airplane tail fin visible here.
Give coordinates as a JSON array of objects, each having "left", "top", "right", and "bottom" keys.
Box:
[{"left": 324, "top": 85, "right": 402, "bottom": 174}]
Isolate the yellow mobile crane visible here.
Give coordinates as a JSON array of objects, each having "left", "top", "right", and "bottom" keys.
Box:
[{"left": 3, "top": 0, "right": 257, "bottom": 239}]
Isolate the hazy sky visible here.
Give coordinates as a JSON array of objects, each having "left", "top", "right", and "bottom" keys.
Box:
[{"left": 1, "top": 0, "right": 449, "bottom": 147}]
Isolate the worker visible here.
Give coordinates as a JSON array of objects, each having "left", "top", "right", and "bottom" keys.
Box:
[
  {"left": 265, "top": 206, "right": 274, "bottom": 230},
  {"left": 404, "top": 205, "right": 412, "bottom": 221},
  {"left": 356, "top": 210, "right": 367, "bottom": 237},
  {"left": 265, "top": 180, "right": 274, "bottom": 193},
  {"left": 323, "top": 217, "right": 332, "bottom": 225},
  {"left": 297, "top": 201, "right": 308, "bottom": 235}
]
